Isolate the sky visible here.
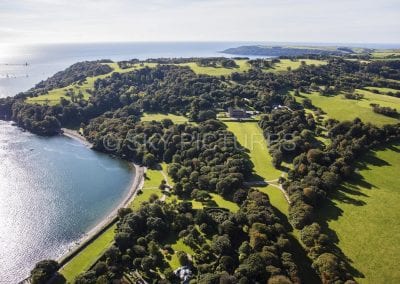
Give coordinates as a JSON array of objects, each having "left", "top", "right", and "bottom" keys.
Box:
[{"left": 0, "top": 0, "right": 399, "bottom": 44}]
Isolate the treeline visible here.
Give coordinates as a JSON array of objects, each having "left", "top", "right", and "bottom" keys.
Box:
[
  {"left": 2, "top": 58, "right": 400, "bottom": 136},
  {"left": 259, "top": 108, "right": 400, "bottom": 282},
  {"left": 9, "top": 101, "right": 61, "bottom": 135},
  {"left": 196, "top": 58, "right": 238, "bottom": 68},
  {"left": 288, "top": 118, "right": 400, "bottom": 226},
  {"left": 371, "top": 103, "right": 399, "bottom": 117}
]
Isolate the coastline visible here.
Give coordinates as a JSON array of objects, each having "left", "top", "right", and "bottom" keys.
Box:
[
  {"left": 62, "top": 128, "right": 93, "bottom": 148},
  {"left": 57, "top": 128, "right": 145, "bottom": 267}
]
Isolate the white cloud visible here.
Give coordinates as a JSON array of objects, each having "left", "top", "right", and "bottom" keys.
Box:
[{"left": 0, "top": 0, "right": 399, "bottom": 44}]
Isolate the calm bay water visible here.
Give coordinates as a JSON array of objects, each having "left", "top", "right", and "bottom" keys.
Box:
[{"left": 0, "top": 121, "right": 133, "bottom": 283}]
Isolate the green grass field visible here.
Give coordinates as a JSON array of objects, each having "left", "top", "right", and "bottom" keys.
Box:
[
  {"left": 209, "top": 193, "right": 239, "bottom": 212},
  {"left": 297, "top": 91, "right": 400, "bottom": 126},
  {"left": 26, "top": 62, "right": 157, "bottom": 106},
  {"left": 265, "top": 59, "right": 327, "bottom": 73},
  {"left": 130, "top": 168, "right": 164, "bottom": 209},
  {"left": 165, "top": 191, "right": 237, "bottom": 212},
  {"left": 141, "top": 112, "right": 189, "bottom": 124},
  {"left": 224, "top": 121, "right": 281, "bottom": 180},
  {"left": 178, "top": 59, "right": 251, "bottom": 76},
  {"left": 167, "top": 238, "right": 195, "bottom": 270},
  {"left": 317, "top": 142, "right": 400, "bottom": 283},
  {"left": 371, "top": 50, "right": 400, "bottom": 59},
  {"left": 60, "top": 224, "right": 117, "bottom": 283},
  {"left": 257, "top": 185, "right": 289, "bottom": 216},
  {"left": 223, "top": 121, "right": 288, "bottom": 214}
]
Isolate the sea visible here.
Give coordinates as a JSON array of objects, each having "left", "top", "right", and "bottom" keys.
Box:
[{"left": 0, "top": 41, "right": 399, "bottom": 283}]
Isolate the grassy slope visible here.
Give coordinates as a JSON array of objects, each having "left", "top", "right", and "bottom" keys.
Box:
[
  {"left": 26, "top": 63, "right": 157, "bottom": 105},
  {"left": 223, "top": 121, "right": 288, "bottom": 215},
  {"left": 371, "top": 50, "right": 400, "bottom": 59},
  {"left": 265, "top": 59, "right": 327, "bottom": 73},
  {"left": 167, "top": 239, "right": 195, "bottom": 270},
  {"left": 178, "top": 59, "right": 250, "bottom": 76},
  {"left": 141, "top": 113, "right": 189, "bottom": 124},
  {"left": 60, "top": 224, "right": 116, "bottom": 283},
  {"left": 297, "top": 91, "right": 400, "bottom": 126},
  {"left": 130, "top": 168, "right": 164, "bottom": 210},
  {"left": 209, "top": 193, "right": 239, "bottom": 213},
  {"left": 318, "top": 142, "right": 400, "bottom": 283},
  {"left": 364, "top": 86, "right": 400, "bottom": 94}
]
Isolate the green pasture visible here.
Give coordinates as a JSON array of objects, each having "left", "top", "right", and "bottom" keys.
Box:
[
  {"left": 371, "top": 50, "right": 400, "bottom": 59},
  {"left": 318, "top": 142, "right": 400, "bottom": 283},
  {"left": 223, "top": 121, "right": 288, "bottom": 214},
  {"left": 265, "top": 59, "right": 327, "bottom": 73},
  {"left": 130, "top": 168, "right": 164, "bottom": 210},
  {"left": 224, "top": 121, "right": 281, "bottom": 180},
  {"left": 297, "top": 90, "right": 400, "bottom": 125},
  {"left": 141, "top": 112, "right": 189, "bottom": 124},
  {"left": 60, "top": 224, "right": 117, "bottom": 283},
  {"left": 178, "top": 59, "right": 250, "bottom": 76}
]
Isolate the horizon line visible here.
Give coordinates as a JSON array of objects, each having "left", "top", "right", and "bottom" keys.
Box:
[{"left": 1, "top": 40, "right": 400, "bottom": 47}]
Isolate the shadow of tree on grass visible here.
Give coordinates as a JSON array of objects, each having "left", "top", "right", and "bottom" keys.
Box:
[{"left": 311, "top": 144, "right": 399, "bottom": 280}]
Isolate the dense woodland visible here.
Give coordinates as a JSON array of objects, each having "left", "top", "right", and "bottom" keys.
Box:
[
  {"left": 76, "top": 191, "right": 301, "bottom": 283},
  {"left": 1, "top": 56, "right": 400, "bottom": 283}
]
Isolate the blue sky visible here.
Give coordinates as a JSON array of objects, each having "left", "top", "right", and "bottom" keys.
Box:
[{"left": 0, "top": 0, "right": 399, "bottom": 44}]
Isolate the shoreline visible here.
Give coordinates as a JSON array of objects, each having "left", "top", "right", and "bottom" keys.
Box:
[
  {"left": 57, "top": 129, "right": 145, "bottom": 267},
  {"left": 61, "top": 128, "right": 93, "bottom": 148}
]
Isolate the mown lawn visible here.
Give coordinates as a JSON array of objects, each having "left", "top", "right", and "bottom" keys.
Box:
[
  {"left": 141, "top": 112, "right": 189, "bottom": 124},
  {"left": 167, "top": 239, "right": 195, "bottom": 270},
  {"left": 297, "top": 91, "right": 400, "bottom": 126},
  {"left": 224, "top": 121, "right": 288, "bottom": 215},
  {"left": 178, "top": 59, "right": 250, "bottom": 76},
  {"left": 257, "top": 185, "right": 289, "bottom": 216},
  {"left": 130, "top": 168, "right": 164, "bottom": 210},
  {"left": 166, "top": 192, "right": 238, "bottom": 212},
  {"left": 60, "top": 224, "right": 117, "bottom": 283},
  {"left": 265, "top": 59, "right": 327, "bottom": 73},
  {"left": 209, "top": 193, "right": 239, "bottom": 212},
  {"left": 317, "top": 142, "right": 400, "bottom": 283},
  {"left": 224, "top": 121, "right": 281, "bottom": 180}
]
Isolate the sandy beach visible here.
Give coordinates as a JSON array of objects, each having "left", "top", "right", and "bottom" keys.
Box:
[{"left": 57, "top": 128, "right": 145, "bottom": 265}]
